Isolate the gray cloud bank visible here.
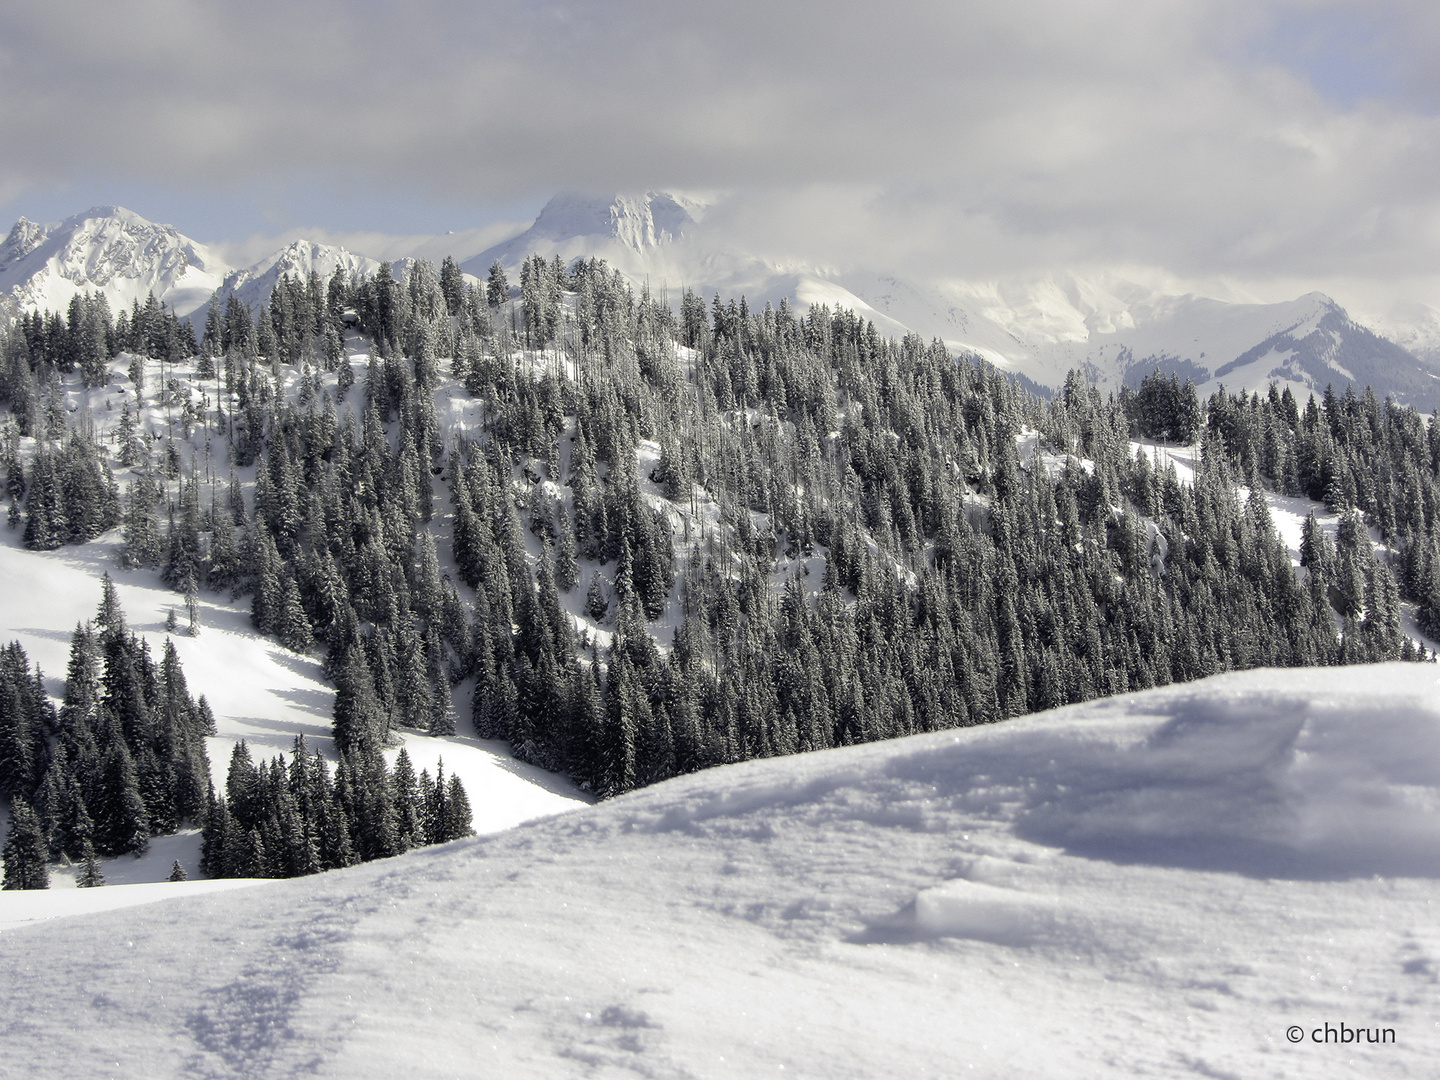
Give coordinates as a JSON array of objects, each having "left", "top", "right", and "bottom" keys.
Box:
[{"left": 3, "top": 0, "right": 1440, "bottom": 296}]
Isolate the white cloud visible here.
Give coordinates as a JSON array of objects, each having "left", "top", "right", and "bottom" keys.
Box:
[{"left": 2, "top": 0, "right": 1440, "bottom": 297}]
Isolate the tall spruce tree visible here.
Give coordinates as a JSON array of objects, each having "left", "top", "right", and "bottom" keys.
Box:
[{"left": 2, "top": 800, "right": 49, "bottom": 890}]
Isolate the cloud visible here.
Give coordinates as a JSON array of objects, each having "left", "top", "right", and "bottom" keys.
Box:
[{"left": 2, "top": 0, "right": 1440, "bottom": 291}]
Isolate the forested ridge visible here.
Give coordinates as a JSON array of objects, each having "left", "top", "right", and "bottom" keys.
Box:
[{"left": 2, "top": 252, "right": 1436, "bottom": 884}]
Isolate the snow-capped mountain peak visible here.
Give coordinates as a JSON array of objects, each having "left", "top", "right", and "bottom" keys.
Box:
[
  {"left": 214, "top": 238, "right": 380, "bottom": 315},
  {"left": 462, "top": 191, "right": 705, "bottom": 277},
  {"left": 0, "top": 205, "right": 225, "bottom": 318},
  {"left": 528, "top": 191, "right": 699, "bottom": 250},
  {"left": 0, "top": 217, "right": 47, "bottom": 270}
]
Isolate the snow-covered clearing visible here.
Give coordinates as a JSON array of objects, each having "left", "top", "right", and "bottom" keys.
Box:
[
  {"left": 1016, "top": 429, "right": 1094, "bottom": 479},
  {"left": 1, "top": 663, "right": 1437, "bottom": 1077},
  {"left": 0, "top": 515, "right": 589, "bottom": 893},
  {"left": 1130, "top": 438, "right": 1200, "bottom": 487}
]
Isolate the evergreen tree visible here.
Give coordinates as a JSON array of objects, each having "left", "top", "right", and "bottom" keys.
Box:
[
  {"left": 332, "top": 645, "right": 388, "bottom": 754},
  {"left": 93, "top": 735, "right": 150, "bottom": 857},
  {"left": 76, "top": 842, "right": 105, "bottom": 887},
  {"left": 442, "top": 772, "right": 473, "bottom": 841},
  {"left": 1, "top": 801, "right": 49, "bottom": 890},
  {"left": 486, "top": 262, "right": 509, "bottom": 308}
]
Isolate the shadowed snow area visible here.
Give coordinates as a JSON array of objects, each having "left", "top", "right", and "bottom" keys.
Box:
[{"left": 1, "top": 664, "right": 1438, "bottom": 1077}]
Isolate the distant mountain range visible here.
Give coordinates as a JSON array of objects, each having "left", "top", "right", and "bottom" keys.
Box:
[{"left": 6, "top": 198, "right": 1440, "bottom": 409}]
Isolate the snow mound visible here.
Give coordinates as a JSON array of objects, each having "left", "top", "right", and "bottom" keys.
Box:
[
  {"left": 1014, "top": 670, "right": 1440, "bottom": 878},
  {"left": 865, "top": 879, "right": 1067, "bottom": 945},
  {"left": 612, "top": 664, "right": 1440, "bottom": 881}
]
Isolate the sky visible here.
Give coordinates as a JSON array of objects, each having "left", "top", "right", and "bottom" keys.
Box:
[{"left": 3, "top": 0, "right": 1440, "bottom": 305}]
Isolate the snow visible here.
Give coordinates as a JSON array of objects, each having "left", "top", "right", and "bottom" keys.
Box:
[
  {"left": 1, "top": 663, "right": 1437, "bottom": 1076},
  {"left": 1018, "top": 429, "right": 1093, "bottom": 479},
  {"left": 0, "top": 878, "right": 260, "bottom": 933},
  {"left": 1131, "top": 438, "right": 1200, "bottom": 486}
]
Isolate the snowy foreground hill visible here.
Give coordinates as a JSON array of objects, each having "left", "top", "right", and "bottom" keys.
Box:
[{"left": 2, "top": 663, "right": 1438, "bottom": 1078}]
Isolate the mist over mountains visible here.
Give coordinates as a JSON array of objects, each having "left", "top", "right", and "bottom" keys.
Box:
[{"left": 6, "top": 197, "right": 1440, "bottom": 410}]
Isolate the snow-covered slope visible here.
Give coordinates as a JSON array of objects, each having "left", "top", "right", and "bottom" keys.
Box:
[
  {"left": 0, "top": 525, "right": 589, "bottom": 889},
  {"left": 0, "top": 333, "right": 590, "bottom": 888},
  {"left": 1, "top": 663, "right": 1437, "bottom": 1077},
  {"left": 0, "top": 525, "right": 587, "bottom": 853},
  {"left": 0, "top": 206, "right": 227, "bottom": 320}
]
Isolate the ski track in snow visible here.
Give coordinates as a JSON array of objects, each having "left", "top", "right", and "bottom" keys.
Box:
[{"left": 0, "top": 664, "right": 1438, "bottom": 1077}]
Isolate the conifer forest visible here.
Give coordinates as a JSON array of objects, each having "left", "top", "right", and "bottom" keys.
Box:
[{"left": 2, "top": 252, "right": 1438, "bottom": 885}]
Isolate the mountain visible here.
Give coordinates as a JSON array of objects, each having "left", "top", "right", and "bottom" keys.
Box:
[
  {"left": 0, "top": 206, "right": 226, "bottom": 319},
  {"left": 0, "top": 208, "right": 382, "bottom": 323},
  {"left": 461, "top": 191, "right": 705, "bottom": 280},
  {"left": 838, "top": 274, "right": 1440, "bottom": 408},
  {"left": 6, "top": 199, "right": 1440, "bottom": 408},
  {"left": 2, "top": 662, "right": 1437, "bottom": 1076},
  {"left": 214, "top": 238, "right": 381, "bottom": 315},
  {"left": 457, "top": 193, "right": 1440, "bottom": 409}
]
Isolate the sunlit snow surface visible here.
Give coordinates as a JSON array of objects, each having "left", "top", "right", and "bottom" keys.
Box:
[
  {"left": 0, "top": 514, "right": 590, "bottom": 895},
  {"left": 2, "top": 664, "right": 1438, "bottom": 1077}
]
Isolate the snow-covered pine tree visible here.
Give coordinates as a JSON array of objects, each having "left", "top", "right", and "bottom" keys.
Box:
[{"left": 1, "top": 800, "right": 49, "bottom": 889}]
